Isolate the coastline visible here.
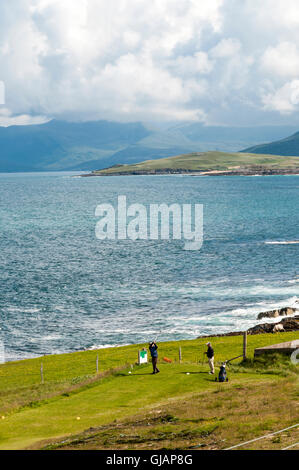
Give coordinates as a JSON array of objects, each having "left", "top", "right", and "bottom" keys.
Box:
[
  {"left": 5, "top": 314, "right": 299, "bottom": 364},
  {"left": 79, "top": 150, "right": 299, "bottom": 177},
  {"left": 82, "top": 168, "right": 299, "bottom": 177},
  {"left": 198, "top": 315, "right": 299, "bottom": 338}
]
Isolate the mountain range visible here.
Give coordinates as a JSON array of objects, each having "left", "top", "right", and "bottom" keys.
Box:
[
  {"left": 0, "top": 119, "right": 299, "bottom": 172},
  {"left": 243, "top": 130, "right": 299, "bottom": 156}
]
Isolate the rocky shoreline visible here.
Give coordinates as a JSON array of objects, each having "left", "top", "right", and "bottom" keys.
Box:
[
  {"left": 199, "top": 305, "right": 299, "bottom": 338},
  {"left": 82, "top": 167, "right": 299, "bottom": 177},
  {"left": 257, "top": 306, "right": 297, "bottom": 320},
  {"left": 199, "top": 316, "right": 299, "bottom": 339}
]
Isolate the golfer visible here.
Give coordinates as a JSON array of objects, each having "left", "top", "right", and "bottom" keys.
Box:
[
  {"left": 205, "top": 342, "right": 215, "bottom": 375},
  {"left": 149, "top": 341, "right": 160, "bottom": 374}
]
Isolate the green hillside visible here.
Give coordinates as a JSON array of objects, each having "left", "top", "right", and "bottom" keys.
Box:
[
  {"left": 0, "top": 332, "right": 298, "bottom": 450},
  {"left": 243, "top": 131, "right": 299, "bottom": 156},
  {"left": 91, "top": 151, "right": 299, "bottom": 175}
]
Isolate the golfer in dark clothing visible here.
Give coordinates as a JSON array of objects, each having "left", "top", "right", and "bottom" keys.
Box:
[
  {"left": 149, "top": 341, "right": 160, "bottom": 374},
  {"left": 205, "top": 342, "right": 215, "bottom": 374}
]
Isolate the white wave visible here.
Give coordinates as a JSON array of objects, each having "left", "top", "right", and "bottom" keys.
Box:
[
  {"left": 265, "top": 241, "right": 299, "bottom": 245},
  {"left": 88, "top": 343, "right": 128, "bottom": 350},
  {"left": 248, "top": 285, "right": 299, "bottom": 296},
  {"left": 172, "top": 315, "right": 207, "bottom": 322},
  {"left": 42, "top": 334, "right": 62, "bottom": 341},
  {"left": 6, "top": 306, "right": 41, "bottom": 314},
  {"left": 52, "top": 305, "right": 67, "bottom": 312},
  {"left": 4, "top": 351, "right": 41, "bottom": 362},
  {"left": 223, "top": 296, "right": 298, "bottom": 317}
]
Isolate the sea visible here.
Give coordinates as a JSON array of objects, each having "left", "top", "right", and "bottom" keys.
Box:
[{"left": 0, "top": 172, "right": 298, "bottom": 361}]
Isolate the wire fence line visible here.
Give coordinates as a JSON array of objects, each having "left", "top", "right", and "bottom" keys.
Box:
[
  {"left": 0, "top": 338, "right": 258, "bottom": 392},
  {"left": 0, "top": 346, "right": 193, "bottom": 388},
  {"left": 224, "top": 423, "right": 299, "bottom": 450},
  {"left": 282, "top": 441, "right": 299, "bottom": 450},
  {"left": 0, "top": 352, "right": 130, "bottom": 389},
  {"left": 0, "top": 345, "right": 180, "bottom": 387}
]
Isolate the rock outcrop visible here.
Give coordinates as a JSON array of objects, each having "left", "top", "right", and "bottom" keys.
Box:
[
  {"left": 198, "top": 315, "right": 299, "bottom": 339},
  {"left": 257, "top": 307, "right": 297, "bottom": 320},
  {"left": 248, "top": 315, "right": 299, "bottom": 335}
]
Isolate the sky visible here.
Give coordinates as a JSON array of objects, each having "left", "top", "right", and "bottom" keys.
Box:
[{"left": 1, "top": 0, "right": 299, "bottom": 127}]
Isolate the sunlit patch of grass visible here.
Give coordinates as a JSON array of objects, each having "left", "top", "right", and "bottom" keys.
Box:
[
  {"left": 41, "top": 377, "right": 298, "bottom": 451},
  {"left": 0, "top": 332, "right": 298, "bottom": 449},
  {"left": 93, "top": 151, "right": 299, "bottom": 175}
]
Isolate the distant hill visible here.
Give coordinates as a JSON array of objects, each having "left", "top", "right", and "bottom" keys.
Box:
[
  {"left": 0, "top": 119, "right": 298, "bottom": 172},
  {"left": 167, "top": 122, "right": 298, "bottom": 146},
  {"left": 242, "top": 131, "right": 299, "bottom": 156},
  {"left": 88, "top": 151, "right": 299, "bottom": 176},
  {"left": 0, "top": 120, "right": 150, "bottom": 172}
]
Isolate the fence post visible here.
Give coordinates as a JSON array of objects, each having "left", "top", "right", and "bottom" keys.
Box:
[
  {"left": 179, "top": 347, "right": 182, "bottom": 363},
  {"left": 96, "top": 354, "right": 99, "bottom": 374},
  {"left": 40, "top": 362, "right": 44, "bottom": 384},
  {"left": 243, "top": 331, "right": 247, "bottom": 361}
]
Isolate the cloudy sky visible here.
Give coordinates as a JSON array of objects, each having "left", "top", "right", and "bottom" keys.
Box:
[{"left": 1, "top": 0, "right": 299, "bottom": 126}]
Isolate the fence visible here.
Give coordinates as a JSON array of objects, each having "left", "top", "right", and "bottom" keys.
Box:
[{"left": 0, "top": 333, "right": 250, "bottom": 390}]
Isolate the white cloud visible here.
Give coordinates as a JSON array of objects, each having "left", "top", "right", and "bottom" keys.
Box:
[
  {"left": 0, "top": 0, "right": 224, "bottom": 123},
  {"left": 262, "top": 79, "right": 299, "bottom": 114},
  {"left": 1, "top": 0, "right": 299, "bottom": 125},
  {"left": 0, "top": 80, "right": 4, "bottom": 105},
  {"left": 210, "top": 38, "right": 241, "bottom": 58},
  {"left": 261, "top": 42, "right": 299, "bottom": 78},
  {"left": 170, "top": 52, "right": 213, "bottom": 76},
  {"left": 0, "top": 108, "right": 49, "bottom": 126}
]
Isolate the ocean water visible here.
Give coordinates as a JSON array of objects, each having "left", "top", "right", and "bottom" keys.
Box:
[{"left": 0, "top": 172, "right": 298, "bottom": 361}]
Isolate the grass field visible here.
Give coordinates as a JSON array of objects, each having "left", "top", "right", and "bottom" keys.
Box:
[
  {"left": 91, "top": 151, "right": 299, "bottom": 175},
  {"left": 0, "top": 332, "right": 298, "bottom": 450}
]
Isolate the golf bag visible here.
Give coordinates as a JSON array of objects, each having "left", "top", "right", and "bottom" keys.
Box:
[{"left": 215, "top": 363, "right": 228, "bottom": 382}]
